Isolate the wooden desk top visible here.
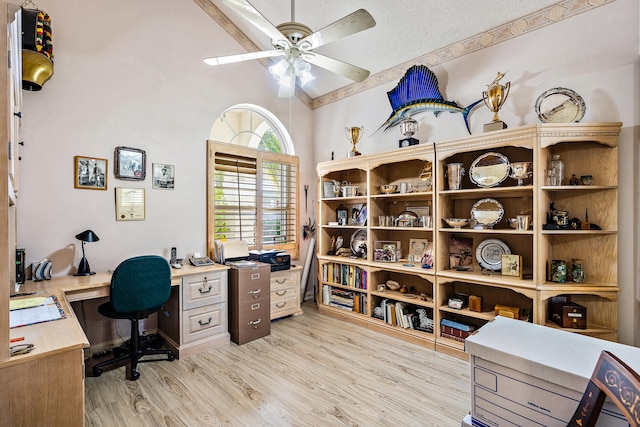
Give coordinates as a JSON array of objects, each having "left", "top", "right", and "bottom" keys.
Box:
[{"left": 3, "top": 263, "right": 229, "bottom": 369}]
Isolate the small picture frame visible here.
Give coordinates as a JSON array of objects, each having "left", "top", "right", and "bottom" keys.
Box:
[
  {"left": 408, "top": 238, "right": 429, "bottom": 263},
  {"left": 152, "top": 163, "right": 175, "bottom": 189},
  {"left": 323, "top": 181, "right": 337, "bottom": 198},
  {"left": 336, "top": 208, "right": 348, "bottom": 226},
  {"left": 74, "top": 156, "right": 108, "bottom": 190},
  {"left": 115, "top": 187, "right": 145, "bottom": 221},
  {"left": 114, "top": 146, "right": 146, "bottom": 180},
  {"left": 349, "top": 203, "right": 367, "bottom": 226},
  {"left": 374, "top": 241, "right": 400, "bottom": 262},
  {"left": 502, "top": 254, "right": 523, "bottom": 278}
]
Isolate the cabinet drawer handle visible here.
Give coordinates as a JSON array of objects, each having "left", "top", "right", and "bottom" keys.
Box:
[
  {"left": 248, "top": 319, "right": 262, "bottom": 329},
  {"left": 276, "top": 278, "right": 287, "bottom": 284},
  {"left": 248, "top": 289, "right": 262, "bottom": 298},
  {"left": 199, "top": 285, "right": 213, "bottom": 294},
  {"left": 275, "top": 290, "right": 287, "bottom": 296},
  {"left": 276, "top": 301, "right": 287, "bottom": 308},
  {"left": 198, "top": 317, "right": 212, "bottom": 326}
]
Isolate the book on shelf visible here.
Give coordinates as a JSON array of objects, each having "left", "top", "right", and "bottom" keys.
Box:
[
  {"left": 440, "top": 331, "right": 467, "bottom": 343},
  {"left": 440, "top": 318, "right": 475, "bottom": 332},
  {"left": 440, "top": 324, "right": 472, "bottom": 339}
]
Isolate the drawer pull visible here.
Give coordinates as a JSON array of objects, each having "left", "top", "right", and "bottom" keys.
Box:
[
  {"left": 275, "top": 290, "right": 287, "bottom": 296},
  {"left": 198, "top": 317, "right": 213, "bottom": 326},
  {"left": 248, "top": 319, "right": 262, "bottom": 329},
  {"left": 276, "top": 301, "right": 287, "bottom": 308},
  {"left": 248, "top": 289, "right": 262, "bottom": 298},
  {"left": 199, "top": 285, "right": 213, "bottom": 294},
  {"left": 276, "top": 278, "right": 287, "bottom": 284}
]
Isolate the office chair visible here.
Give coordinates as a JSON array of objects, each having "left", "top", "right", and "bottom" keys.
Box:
[
  {"left": 93, "top": 255, "right": 175, "bottom": 380},
  {"left": 567, "top": 350, "right": 640, "bottom": 427}
]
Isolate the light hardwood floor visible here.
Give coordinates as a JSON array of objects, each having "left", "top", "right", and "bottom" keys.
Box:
[{"left": 85, "top": 303, "right": 470, "bottom": 426}]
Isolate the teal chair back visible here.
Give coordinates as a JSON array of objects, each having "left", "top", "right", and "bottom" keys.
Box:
[{"left": 110, "top": 255, "right": 171, "bottom": 314}]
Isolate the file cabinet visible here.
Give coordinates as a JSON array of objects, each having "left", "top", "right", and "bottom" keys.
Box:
[{"left": 228, "top": 263, "right": 271, "bottom": 345}]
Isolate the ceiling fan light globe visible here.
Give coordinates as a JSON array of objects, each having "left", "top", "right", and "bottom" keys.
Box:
[
  {"left": 298, "top": 69, "right": 315, "bottom": 87},
  {"left": 269, "top": 59, "right": 289, "bottom": 78},
  {"left": 278, "top": 69, "right": 295, "bottom": 88}
]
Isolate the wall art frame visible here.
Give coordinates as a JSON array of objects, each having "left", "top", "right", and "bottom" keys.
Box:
[
  {"left": 114, "top": 146, "right": 146, "bottom": 180},
  {"left": 152, "top": 163, "right": 175, "bottom": 189},
  {"left": 74, "top": 156, "right": 108, "bottom": 190},
  {"left": 115, "top": 187, "right": 145, "bottom": 221}
]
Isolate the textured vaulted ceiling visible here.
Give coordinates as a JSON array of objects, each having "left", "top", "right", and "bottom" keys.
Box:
[{"left": 195, "top": 0, "right": 615, "bottom": 108}]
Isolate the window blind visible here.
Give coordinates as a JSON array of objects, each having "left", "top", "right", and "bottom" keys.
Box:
[{"left": 208, "top": 142, "right": 299, "bottom": 257}]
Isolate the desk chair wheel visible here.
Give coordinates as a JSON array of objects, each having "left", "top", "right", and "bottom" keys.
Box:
[
  {"left": 168, "top": 352, "right": 176, "bottom": 362},
  {"left": 93, "top": 366, "right": 103, "bottom": 377},
  {"left": 129, "top": 369, "right": 140, "bottom": 381}
]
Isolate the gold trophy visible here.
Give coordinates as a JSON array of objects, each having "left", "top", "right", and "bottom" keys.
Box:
[
  {"left": 482, "top": 71, "right": 510, "bottom": 132},
  {"left": 345, "top": 126, "right": 363, "bottom": 157}
]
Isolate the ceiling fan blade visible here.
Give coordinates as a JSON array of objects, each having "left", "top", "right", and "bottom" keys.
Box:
[
  {"left": 203, "top": 50, "right": 284, "bottom": 66},
  {"left": 299, "top": 9, "right": 376, "bottom": 50},
  {"left": 304, "top": 53, "right": 370, "bottom": 83},
  {"left": 223, "top": 0, "right": 288, "bottom": 46}
]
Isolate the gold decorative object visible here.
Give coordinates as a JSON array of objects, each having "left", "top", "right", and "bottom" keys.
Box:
[
  {"left": 482, "top": 71, "right": 510, "bottom": 132},
  {"left": 345, "top": 126, "right": 363, "bottom": 157}
]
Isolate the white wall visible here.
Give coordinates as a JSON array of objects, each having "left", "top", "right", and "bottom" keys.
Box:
[
  {"left": 313, "top": 0, "right": 640, "bottom": 345},
  {"left": 17, "top": 0, "right": 315, "bottom": 275}
]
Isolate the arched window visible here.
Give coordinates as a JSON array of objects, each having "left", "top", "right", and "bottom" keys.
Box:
[
  {"left": 207, "top": 105, "right": 299, "bottom": 257},
  {"left": 210, "top": 104, "right": 295, "bottom": 154}
]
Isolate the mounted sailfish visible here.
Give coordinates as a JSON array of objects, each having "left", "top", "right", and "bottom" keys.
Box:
[{"left": 375, "top": 65, "right": 482, "bottom": 134}]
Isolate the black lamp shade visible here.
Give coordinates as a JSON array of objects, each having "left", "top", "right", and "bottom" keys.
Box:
[
  {"left": 74, "top": 230, "right": 99, "bottom": 276},
  {"left": 75, "top": 229, "right": 99, "bottom": 243}
]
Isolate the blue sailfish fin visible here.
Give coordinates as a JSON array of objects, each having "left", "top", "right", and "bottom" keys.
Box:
[{"left": 386, "top": 65, "right": 444, "bottom": 112}]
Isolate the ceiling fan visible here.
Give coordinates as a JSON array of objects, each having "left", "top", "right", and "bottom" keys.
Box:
[{"left": 203, "top": 0, "right": 376, "bottom": 97}]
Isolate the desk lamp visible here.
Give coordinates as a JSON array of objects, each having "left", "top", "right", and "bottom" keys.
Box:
[{"left": 74, "top": 229, "right": 99, "bottom": 276}]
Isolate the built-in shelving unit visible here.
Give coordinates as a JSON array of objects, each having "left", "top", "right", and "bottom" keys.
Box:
[{"left": 316, "top": 123, "right": 621, "bottom": 358}]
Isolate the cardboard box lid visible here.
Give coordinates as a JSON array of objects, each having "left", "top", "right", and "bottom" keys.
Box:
[{"left": 465, "top": 317, "right": 640, "bottom": 392}]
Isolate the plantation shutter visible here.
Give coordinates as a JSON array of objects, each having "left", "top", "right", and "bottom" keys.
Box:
[
  {"left": 208, "top": 142, "right": 299, "bottom": 257},
  {"left": 211, "top": 149, "right": 258, "bottom": 246}
]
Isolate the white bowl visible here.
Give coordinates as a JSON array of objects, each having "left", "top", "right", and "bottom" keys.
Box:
[{"left": 444, "top": 218, "right": 470, "bottom": 229}]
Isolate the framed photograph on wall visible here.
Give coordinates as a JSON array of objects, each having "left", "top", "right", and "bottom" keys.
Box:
[
  {"left": 74, "top": 156, "right": 108, "bottom": 190},
  {"left": 115, "top": 187, "right": 145, "bottom": 221},
  {"left": 114, "top": 146, "right": 146, "bottom": 180},
  {"left": 152, "top": 163, "right": 175, "bottom": 189}
]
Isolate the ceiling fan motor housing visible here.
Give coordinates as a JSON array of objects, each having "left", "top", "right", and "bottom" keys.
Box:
[{"left": 274, "top": 22, "right": 313, "bottom": 47}]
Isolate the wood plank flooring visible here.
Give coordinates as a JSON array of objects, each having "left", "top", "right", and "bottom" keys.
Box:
[{"left": 85, "top": 303, "right": 470, "bottom": 426}]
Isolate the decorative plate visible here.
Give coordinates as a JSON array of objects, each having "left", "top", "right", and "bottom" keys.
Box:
[
  {"left": 535, "top": 87, "right": 586, "bottom": 123},
  {"left": 350, "top": 228, "right": 367, "bottom": 256},
  {"left": 470, "top": 198, "right": 504, "bottom": 229},
  {"left": 469, "top": 152, "right": 510, "bottom": 188},
  {"left": 476, "top": 238, "right": 511, "bottom": 271}
]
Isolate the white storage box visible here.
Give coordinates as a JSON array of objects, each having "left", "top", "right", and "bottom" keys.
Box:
[{"left": 465, "top": 317, "right": 639, "bottom": 427}]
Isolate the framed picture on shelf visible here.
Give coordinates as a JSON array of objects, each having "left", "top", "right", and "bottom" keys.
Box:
[
  {"left": 336, "top": 208, "right": 348, "bottom": 226},
  {"left": 152, "top": 163, "right": 174, "bottom": 189},
  {"left": 114, "top": 146, "right": 146, "bottom": 180},
  {"left": 323, "top": 181, "right": 337, "bottom": 198},
  {"left": 408, "top": 238, "right": 429, "bottom": 263},
  {"left": 74, "top": 156, "right": 108, "bottom": 190},
  {"left": 374, "top": 240, "right": 400, "bottom": 262},
  {"left": 348, "top": 203, "right": 364, "bottom": 225},
  {"left": 449, "top": 236, "right": 473, "bottom": 269},
  {"left": 502, "top": 254, "right": 523, "bottom": 278}
]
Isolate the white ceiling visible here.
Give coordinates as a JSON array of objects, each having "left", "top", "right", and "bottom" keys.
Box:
[{"left": 205, "top": 0, "right": 560, "bottom": 99}]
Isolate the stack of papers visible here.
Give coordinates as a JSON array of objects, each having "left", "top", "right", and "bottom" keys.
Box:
[{"left": 10, "top": 296, "right": 66, "bottom": 328}]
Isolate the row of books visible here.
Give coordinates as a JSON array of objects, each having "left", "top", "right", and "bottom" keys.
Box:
[
  {"left": 375, "top": 299, "right": 433, "bottom": 332},
  {"left": 440, "top": 318, "right": 475, "bottom": 342},
  {"left": 321, "top": 263, "right": 368, "bottom": 289},
  {"left": 322, "top": 285, "right": 368, "bottom": 314}
]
